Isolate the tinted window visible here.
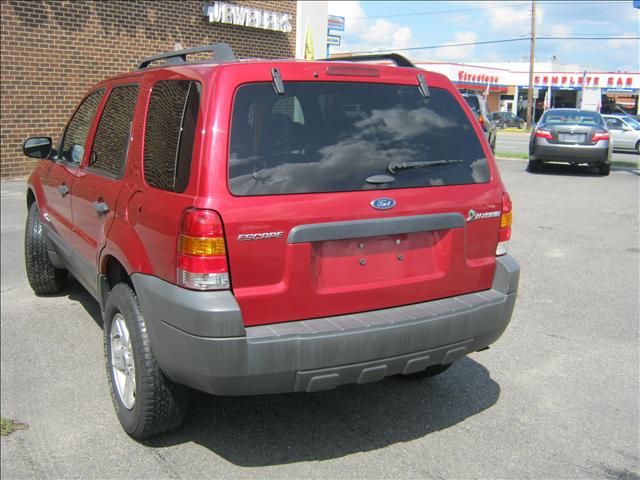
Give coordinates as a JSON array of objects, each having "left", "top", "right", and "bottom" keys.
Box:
[
  {"left": 90, "top": 85, "right": 139, "bottom": 177},
  {"left": 229, "top": 83, "right": 489, "bottom": 196},
  {"left": 61, "top": 90, "right": 104, "bottom": 164},
  {"left": 144, "top": 81, "right": 201, "bottom": 192}
]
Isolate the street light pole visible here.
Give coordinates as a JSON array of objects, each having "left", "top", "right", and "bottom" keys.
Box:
[{"left": 526, "top": 0, "right": 537, "bottom": 129}]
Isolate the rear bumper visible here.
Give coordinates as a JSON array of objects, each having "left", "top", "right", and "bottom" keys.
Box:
[
  {"left": 531, "top": 140, "right": 610, "bottom": 164},
  {"left": 132, "top": 256, "right": 520, "bottom": 395}
]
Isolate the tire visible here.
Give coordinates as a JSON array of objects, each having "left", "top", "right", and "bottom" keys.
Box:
[
  {"left": 104, "top": 283, "right": 187, "bottom": 439},
  {"left": 24, "top": 202, "right": 67, "bottom": 295},
  {"left": 598, "top": 163, "right": 610, "bottom": 176},
  {"left": 401, "top": 363, "right": 452, "bottom": 380},
  {"left": 636, "top": 140, "right": 640, "bottom": 154},
  {"left": 527, "top": 159, "right": 542, "bottom": 173},
  {"left": 518, "top": 122, "right": 524, "bottom": 129}
]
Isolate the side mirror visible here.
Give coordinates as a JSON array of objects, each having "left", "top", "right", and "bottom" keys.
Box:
[{"left": 23, "top": 137, "right": 53, "bottom": 159}]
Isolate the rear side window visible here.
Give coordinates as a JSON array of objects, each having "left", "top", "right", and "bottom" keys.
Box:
[
  {"left": 61, "top": 90, "right": 104, "bottom": 164},
  {"left": 229, "top": 83, "right": 490, "bottom": 196},
  {"left": 144, "top": 81, "right": 201, "bottom": 192},
  {"left": 90, "top": 85, "right": 139, "bottom": 177}
]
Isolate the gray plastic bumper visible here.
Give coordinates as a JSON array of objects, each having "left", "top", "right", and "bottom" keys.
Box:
[{"left": 132, "top": 255, "right": 519, "bottom": 395}]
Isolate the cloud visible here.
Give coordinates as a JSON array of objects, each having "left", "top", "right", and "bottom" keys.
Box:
[
  {"left": 485, "top": 1, "right": 544, "bottom": 35},
  {"left": 328, "top": 0, "right": 414, "bottom": 53},
  {"left": 431, "top": 31, "right": 478, "bottom": 61}
]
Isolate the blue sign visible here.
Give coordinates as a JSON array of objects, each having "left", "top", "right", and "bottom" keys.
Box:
[
  {"left": 327, "top": 35, "right": 341, "bottom": 46},
  {"left": 328, "top": 15, "right": 345, "bottom": 32}
]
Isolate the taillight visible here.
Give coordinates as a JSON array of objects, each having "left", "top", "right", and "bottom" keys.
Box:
[
  {"left": 478, "top": 115, "right": 485, "bottom": 129},
  {"left": 176, "top": 208, "right": 230, "bottom": 290},
  {"left": 534, "top": 129, "right": 553, "bottom": 139},
  {"left": 591, "top": 132, "right": 609, "bottom": 143},
  {"left": 496, "top": 192, "right": 512, "bottom": 256}
]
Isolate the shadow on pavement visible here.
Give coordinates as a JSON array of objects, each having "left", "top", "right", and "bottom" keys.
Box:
[
  {"left": 66, "top": 276, "right": 103, "bottom": 329},
  {"left": 527, "top": 162, "right": 639, "bottom": 177},
  {"left": 63, "top": 273, "right": 501, "bottom": 466},
  {"left": 146, "top": 357, "right": 500, "bottom": 466}
]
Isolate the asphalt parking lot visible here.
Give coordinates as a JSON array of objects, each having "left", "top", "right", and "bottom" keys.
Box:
[{"left": 1, "top": 159, "right": 639, "bottom": 479}]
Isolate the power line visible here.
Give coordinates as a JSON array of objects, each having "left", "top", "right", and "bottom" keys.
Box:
[
  {"left": 346, "top": 36, "right": 640, "bottom": 55},
  {"left": 340, "top": 0, "right": 629, "bottom": 20}
]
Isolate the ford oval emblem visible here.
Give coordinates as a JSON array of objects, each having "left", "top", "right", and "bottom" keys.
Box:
[{"left": 371, "top": 197, "right": 396, "bottom": 210}]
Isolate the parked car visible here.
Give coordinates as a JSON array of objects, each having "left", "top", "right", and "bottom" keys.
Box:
[
  {"left": 491, "top": 111, "right": 525, "bottom": 129},
  {"left": 23, "top": 46, "right": 519, "bottom": 439},
  {"left": 528, "top": 108, "right": 611, "bottom": 175},
  {"left": 462, "top": 93, "right": 497, "bottom": 152},
  {"left": 602, "top": 115, "right": 640, "bottom": 153}
]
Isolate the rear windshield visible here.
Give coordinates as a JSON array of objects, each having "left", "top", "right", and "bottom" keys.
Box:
[
  {"left": 542, "top": 110, "right": 604, "bottom": 126},
  {"left": 228, "top": 82, "right": 490, "bottom": 196},
  {"left": 463, "top": 95, "right": 480, "bottom": 114}
]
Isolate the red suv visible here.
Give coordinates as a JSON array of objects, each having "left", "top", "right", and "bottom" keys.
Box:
[{"left": 23, "top": 45, "right": 519, "bottom": 439}]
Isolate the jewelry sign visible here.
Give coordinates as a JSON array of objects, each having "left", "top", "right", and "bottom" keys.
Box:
[{"left": 202, "top": 2, "right": 292, "bottom": 33}]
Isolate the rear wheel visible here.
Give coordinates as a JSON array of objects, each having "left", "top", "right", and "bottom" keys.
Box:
[
  {"left": 24, "top": 203, "right": 66, "bottom": 295},
  {"left": 598, "top": 163, "right": 610, "bottom": 176},
  {"left": 104, "top": 283, "right": 187, "bottom": 439},
  {"left": 527, "top": 159, "right": 542, "bottom": 173},
  {"left": 636, "top": 140, "right": 640, "bottom": 154},
  {"left": 401, "top": 363, "right": 452, "bottom": 379}
]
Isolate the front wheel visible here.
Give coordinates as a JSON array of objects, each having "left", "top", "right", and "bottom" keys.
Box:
[
  {"left": 104, "top": 283, "right": 187, "bottom": 439},
  {"left": 24, "top": 202, "right": 66, "bottom": 295}
]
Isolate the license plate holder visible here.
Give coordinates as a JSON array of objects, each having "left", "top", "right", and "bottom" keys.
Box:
[{"left": 559, "top": 133, "right": 585, "bottom": 143}]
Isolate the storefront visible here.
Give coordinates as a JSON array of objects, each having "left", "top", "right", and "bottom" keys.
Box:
[
  {"left": 417, "top": 61, "right": 640, "bottom": 121},
  {"left": 1, "top": 1, "right": 298, "bottom": 179}
]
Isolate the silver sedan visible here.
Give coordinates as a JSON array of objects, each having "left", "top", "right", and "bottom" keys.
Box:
[{"left": 528, "top": 108, "right": 612, "bottom": 175}]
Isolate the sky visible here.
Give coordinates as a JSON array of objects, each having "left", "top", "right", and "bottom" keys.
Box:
[{"left": 326, "top": 1, "right": 640, "bottom": 72}]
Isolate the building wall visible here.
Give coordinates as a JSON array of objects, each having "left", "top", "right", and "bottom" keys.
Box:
[{"left": 0, "top": 0, "right": 296, "bottom": 179}]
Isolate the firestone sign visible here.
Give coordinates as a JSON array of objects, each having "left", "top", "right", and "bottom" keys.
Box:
[
  {"left": 202, "top": 2, "right": 292, "bottom": 33},
  {"left": 458, "top": 71, "right": 500, "bottom": 84}
]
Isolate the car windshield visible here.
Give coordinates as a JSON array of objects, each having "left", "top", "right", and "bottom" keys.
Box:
[
  {"left": 228, "top": 83, "right": 490, "bottom": 196},
  {"left": 542, "top": 110, "right": 604, "bottom": 126},
  {"left": 622, "top": 116, "right": 640, "bottom": 130}
]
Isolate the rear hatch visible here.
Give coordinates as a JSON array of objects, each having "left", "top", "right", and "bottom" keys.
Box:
[{"left": 219, "top": 70, "right": 504, "bottom": 326}]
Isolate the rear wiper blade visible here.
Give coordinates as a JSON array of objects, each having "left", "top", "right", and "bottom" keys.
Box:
[{"left": 387, "top": 159, "right": 463, "bottom": 174}]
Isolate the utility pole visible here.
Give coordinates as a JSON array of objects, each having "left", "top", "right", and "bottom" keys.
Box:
[{"left": 526, "top": 0, "right": 536, "bottom": 129}]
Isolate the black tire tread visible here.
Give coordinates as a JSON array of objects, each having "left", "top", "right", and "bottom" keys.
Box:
[
  {"left": 598, "top": 163, "right": 610, "bottom": 176},
  {"left": 104, "top": 283, "right": 187, "bottom": 439},
  {"left": 24, "top": 203, "right": 66, "bottom": 295}
]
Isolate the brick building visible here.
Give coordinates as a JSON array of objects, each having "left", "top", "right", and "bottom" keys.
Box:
[{"left": 0, "top": 0, "right": 297, "bottom": 179}]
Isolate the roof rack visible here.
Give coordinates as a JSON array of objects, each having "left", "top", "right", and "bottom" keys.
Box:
[
  {"left": 321, "top": 53, "right": 416, "bottom": 68},
  {"left": 137, "top": 43, "right": 237, "bottom": 69}
]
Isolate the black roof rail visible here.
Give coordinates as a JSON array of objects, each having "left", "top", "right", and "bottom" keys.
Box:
[
  {"left": 321, "top": 53, "right": 416, "bottom": 68},
  {"left": 137, "top": 43, "right": 237, "bottom": 69}
]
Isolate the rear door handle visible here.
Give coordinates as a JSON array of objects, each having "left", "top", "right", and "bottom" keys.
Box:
[
  {"left": 92, "top": 201, "right": 109, "bottom": 216},
  {"left": 57, "top": 184, "right": 69, "bottom": 197}
]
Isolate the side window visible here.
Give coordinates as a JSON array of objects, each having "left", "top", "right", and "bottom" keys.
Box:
[
  {"left": 60, "top": 90, "right": 104, "bottom": 164},
  {"left": 144, "top": 80, "right": 201, "bottom": 192},
  {"left": 90, "top": 85, "right": 139, "bottom": 177},
  {"left": 606, "top": 118, "right": 622, "bottom": 129}
]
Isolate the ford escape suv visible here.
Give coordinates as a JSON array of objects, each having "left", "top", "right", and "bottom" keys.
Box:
[{"left": 23, "top": 45, "right": 519, "bottom": 439}]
